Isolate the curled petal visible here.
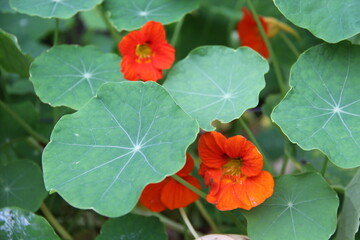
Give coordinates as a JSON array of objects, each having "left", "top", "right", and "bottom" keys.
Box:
[
  {"left": 139, "top": 180, "right": 169, "bottom": 212},
  {"left": 177, "top": 153, "right": 195, "bottom": 177},
  {"left": 198, "top": 132, "right": 228, "bottom": 168}
]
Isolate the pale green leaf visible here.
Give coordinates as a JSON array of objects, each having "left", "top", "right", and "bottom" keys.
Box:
[
  {"left": 272, "top": 42, "right": 360, "bottom": 168},
  {"left": 30, "top": 45, "right": 124, "bottom": 110},
  {"left": 43, "top": 82, "right": 199, "bottom": 217},
  {"left": 243, "top": 173, "right": 339, "bottom": 240},
  {"left": 164, "top": 46, "right": 268, "bottom": 131}
]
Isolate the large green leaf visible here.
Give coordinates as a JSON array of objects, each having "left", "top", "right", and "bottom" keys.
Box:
[
  {"left": 30, "top": 45, "right": 124, "bottom": 110},
  {"left": 0, "top": 161, "right": 47, "bottom": 211},
  {"left": 334, "top": 169, "right": 360, "bottom": 240},
  {"left": 273, "top": 0, "right": 360, "bottom": 43},
  {"left": 96, "top": 214, "right": 167, "bottom": 240},
  {"left": 163, "top": 46, "right": 268, "bottom": 131},
  {"left": 9, "top": 0, "right": 102, "bottom": 19},
  {"left": 243, "top": 173, "right": 339, "bottom": 240},
  {"left": 0, "top": 29, "right": 32, "bottom": 77},
  {"left": 0, "top": 207, "right": 60, "bottom": 240},
  {"left": 0, "top": 0, "right": 14, "bottom": 13},
  {"left": 104, "top": 0, "right": 200, "bottom": 31},
  {"left": 43, "top": 82, "right": 199, "bottom": 217},
  {"left": 272, "top": 42, "right": 360, "bottom": 168}
]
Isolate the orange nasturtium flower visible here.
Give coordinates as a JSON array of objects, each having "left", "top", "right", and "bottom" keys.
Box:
[
  {"left": 237, "top": 8, "right": 270, "bottom": 58},
  {"left": 139, "top": 154, "right": 201, "bottom": 212},
  {"left": 118, "top": 21, "right": 175, "bottom": 82},
  {"left": 198, "top": 131, "right": 274, "bottom": 211}
]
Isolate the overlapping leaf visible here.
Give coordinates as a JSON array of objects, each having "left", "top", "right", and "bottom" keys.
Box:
[
  {"left": 0, "top": 161, "right": 47, "bottom": 211},
  {"left": 272, "top": 42, "right": 360, "bottom": 168},
  {"left": 96, "top": 214, "right": 167, "bottom": 240},
  {"left": 104, "top": 0, "right": 200, "bottom": 31},
  {"left": 243, "top": 173, "right": 339, "bottom": 240},
  {"left": 164, "top": 46, "right": 268, "bottom": 130},
  {"left": 0, "top": 29, "right": 32, "bottom": 77},
  {"left": 273, "top": 0, "right": 360, "bottom": 43},
  {"left": 30, "top": 45, "right": 124, "bottom": 110},
  {"left": 9, "top": 0, "right": 102, "bottom": 19},
  {"left": 43, "top": 82, "right": 199, "bottom": 217},
  {"left": 0, "top": 207, "right": 60, "bottom": 240}
]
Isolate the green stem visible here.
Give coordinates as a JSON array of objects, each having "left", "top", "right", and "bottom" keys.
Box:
[
  {"left": 132, "top": 207, "right": 185, "bottom": 233},
  {"left": 321, "top": 156, "right": 329, "bottom": 177},
  {"left": 40, "top": 204, "right": 73, "bottom": 240},
  {"left": 239, "top": 118, "right": 274, "bottom": 175},
  {"left": 96, "top": 5, "right": 121, "bottom": 42},
  {"left": 195, "top": 200, "right": 220, "bottom": 233},
  {"left": 0, "top": 100, "right": 48, "bottom": 144},
  {"left": 26, "top": 137, "right": 44, "bottom": 152},
  {"left": 245, "top": 0, "right": 287, "bottom": 95},
  {"left": 170, "top": 16, "right": 184, "bottom": 47},
  {"left": 54, "top": 18, "right": 59, "bottom": 46},
  {"left": 279, "top": 32, "right": 300, "bottom": 58},
  {"left": 179, "top": 208, "right": 199, "bottom": 239},
  {"left": 280, "top": 157, "right": 288, "bottom": 175},
  {"left": 171, "top": 175, "right": 207, "bottom": 199}
]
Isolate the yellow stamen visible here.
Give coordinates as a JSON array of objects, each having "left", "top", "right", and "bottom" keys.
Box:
[
  {"left": 223, "top": 159, "right": 242, "bottom": 176},
  {"left": 135, "top": 43, "right": 152, "bottom": 63}
]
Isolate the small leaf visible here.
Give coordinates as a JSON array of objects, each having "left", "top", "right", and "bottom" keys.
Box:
[
  {"left": 104, "top": 0, "right": 200, "bottom": 31},
  {"left": 30, "top": 45, "right": 124, "bottom": 110},
  {"left": 0, "top": 29, "right": 32, "bottom": 77},
  {"left": 0, "top": 207, "right": 60, "bottom": 240},
  {"left": 272, "top": 42, "right": 360, "bottom": 168},
  {"left": 9, "top": 0, "right": 102, "bottom": 19},
  {"left": 334, "top": 169, "right": 360, "bottom": 240},
  {"left": 273, "top": 0, "right": 360, "bottom": 43},
  {"left": 96, "top": 214, "right": 167, "bottom": 240},
  {"left": 164, "top": 46, "right": 268, "bottom": 130},
  {"left": 43, "top": 82, "right": 199, "bottom": 217},
  {"left": 243, "top": 173, "right": 339, "bottom": 240},
  {"left": 0, "top": 161, "right": 47, "bottom": 211}
]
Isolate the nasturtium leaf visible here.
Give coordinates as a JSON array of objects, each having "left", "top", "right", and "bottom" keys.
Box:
[
  {"left": 96, "top": 214, "right": 167, "bottom": 240},
  {"left": 273, "top": 0, "right": 360, "bottom": 43},
  {"left": 163, "top": 46, "right": 268, "bottom": 131},
  {"left": 104, "top": 0, "right": 200, "bottom": 31},
  {"left": 30, "top": 45, "right": 124, "bottom": 110},
  {"left": 0, "top": 207, "right": 60, "bottom": 240},
  {"left": 0, "top": 0, "right": 14, "bottom": 13},
  {"left": 243, "top": 173, "right": 339, "bottom": 240},
  {"left": 0, "top": 161, "right": 47, "bottom": 211},
  {"left": 9, "top": 0, "right": 102, "bottom": 19},
  {"left": 334, "top": 169, "right": 360, "bottom": 240},
  {"left": 272, "top": 42, "right": 360, "bottom": 168},
  {"left": 0, "top": 29, "right": 32, "bottom": 77},
  {"left": 43, "top": 82, "right": 199, "bottom": 217}
]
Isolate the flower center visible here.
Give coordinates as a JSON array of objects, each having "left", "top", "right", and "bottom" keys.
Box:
[
  {"left": 135, "top": 43, "right": 152, "bottom": 62},
  {"left": 223, "top": 159, "right": 242, "bottom": 176}
]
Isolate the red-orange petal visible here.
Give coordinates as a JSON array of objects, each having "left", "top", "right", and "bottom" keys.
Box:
[
  {"left": 139, "top": 179, "right": 169, "bottom": 212},
  {"left": 119, "top": 30, "right": 144, "bottom": 57},
  {"left": 152, "top": 42, "right": 175, "bottom": 70},
  {"left": 199, "top": 164, "right": 223, "bottom": 197},
  {"left": 160, "top": 176, "right": 200, "bottom": 210},
  {"left": 177, "top": 153, "right": 195, "bottom": 177},
  {"left": 237, "top": 8, "right": 269, "bottom": 59},
  {"left": 140, "top": 21, "right": 166, "bottom": 44},
  {"left": 135, "top": 61, "right": 163, "bottom": 81},
  {"left": 224, "top": 135, "right": 263, "bottom": 177},
  {"left": 198, "top": 132, "right": 228, "bottom": 168}
]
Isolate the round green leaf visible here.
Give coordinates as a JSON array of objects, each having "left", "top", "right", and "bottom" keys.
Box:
[
  {"left": 243, "top": 173, "right": 339, "bottom": 240},
  {"left": 273, "top": 0, "right": 360, "bottom": 43},
  {"left": 163, "top": 46, "right": 268, "bottom": 131},
  {"left": 43, "top": 82, "right": 199, "bottom": 217},
  {"left": 0, "top": 0, "right": 15, "bottom": 13},
  {"left": 104, "top": 0, "right": 200, "bottom": 31},
  {"left": 272, "top": 42, "right": 360, "bottom": 168},
  {"left": 96, "top": 213, "right": 167, "bottom": 240},
  {"left": 9, "top": 0, "right": 102, "bottom": 19},
  {"left": 30, "top": 45, "right": 124, "bottom": 110},
  {"left": 0, "top": 207, "right": 60, "bottom": 240},
  {"left": 0, "top": 161, "right": 47, "bottom": 211},
  {"left": 0, "top": 29, "right": 32, "bottom": 77}
]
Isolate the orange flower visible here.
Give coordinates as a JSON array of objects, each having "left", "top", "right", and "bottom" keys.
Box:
[
  {"left": 198, "top": 131, "right": 274, "bottom": 211},
  {"left": 139, "top": 154, "right": 201, "bottom": 212},
  {"left": 237, "top": 8, "right": 269, "bottom": 58},
  {"left": 118, "top": 21, "right": 175, "bottom": 81}
]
